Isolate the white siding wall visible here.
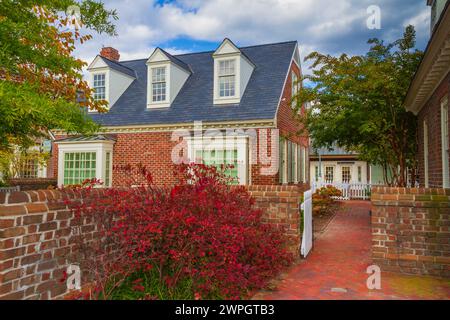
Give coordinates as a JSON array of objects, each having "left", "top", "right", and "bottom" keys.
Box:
[{"left": 309, "top": 160, "right": 368, "bottom": 184}]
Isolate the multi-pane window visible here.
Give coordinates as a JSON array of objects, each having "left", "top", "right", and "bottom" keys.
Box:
[
  {"left": 196, "top": 149, "right": 239, "bottom": 184},
  {"left": 279, "top": 138, "right": 286, "bottom": 183},
  {"left": 152, "top": 67, "right": 167, "bottom": 102},
  {"left": 315, "top": 165, "right": 320, "bottom": 182},
  {"left": 105, "top": 152, "right": 111, "bottom": 187},
  {"left": 441, "top": 96, "right": 449, "bottom": 187},
  {"left": 291, "top": 72, "right": 298, "bottom": 109},
  {"left": 357, "top": 166, "right": 362, "bottom": 183},
  {"left": 424, "top": 120, "right": 429, "bottom": 187},
  {"left": 287, "top": 141, "right": 293, "bottom": 183},
  {"left": 63, "top": 152, "right": 96, "bottom": 186},
  {"left": 431, "top": 0, "right": 437, "bottom": 31},
  {"left": 218, "top": 59, "right": 235, "bottom": 97},
  {"left": 93, "top": 74, "right": 106, "bottom": 101},
  {"left": 19, "top": 158, "right": 39, "bottom": 178},
  {"left": 325, "top": 166, "right": 334, "bottom": 183},
  {"left": 297, "top": 146, "right": 303, "bottom": 183},
  {"left": 342, "top": 166, "right": 351, "bottom": 183}
]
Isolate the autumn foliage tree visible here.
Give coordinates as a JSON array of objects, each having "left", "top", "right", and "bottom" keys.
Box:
[
  {"left": 295, "top": 26, "right": 423, "bottom": 186},
  {"left": 0, "top": 0, "right": 118, "bottom": 152}
]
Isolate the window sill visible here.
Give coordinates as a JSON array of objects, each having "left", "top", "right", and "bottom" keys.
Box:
[
  {"left": 213, "top": 96, "right": 240, "bottom": 105},
  {"left": 147, "top": 102, "right": 170, "bottom": 109}
]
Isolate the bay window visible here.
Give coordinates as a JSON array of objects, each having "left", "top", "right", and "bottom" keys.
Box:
[{"left": 56, "top": 137, "right": 115, "bottom": 187}]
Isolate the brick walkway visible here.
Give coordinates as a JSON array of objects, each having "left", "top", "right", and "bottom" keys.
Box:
[{"left": 254, "top": 201, "right": 450, "bottom": 300}]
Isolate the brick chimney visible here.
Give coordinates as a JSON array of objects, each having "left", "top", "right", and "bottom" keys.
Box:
[{"left": 100, "top": 47, "right": 120, "bottom": 62}]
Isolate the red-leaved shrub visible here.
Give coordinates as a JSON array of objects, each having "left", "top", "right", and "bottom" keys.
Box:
[{"left": 65, "top": 164, "right": 293, "bottom": 299}]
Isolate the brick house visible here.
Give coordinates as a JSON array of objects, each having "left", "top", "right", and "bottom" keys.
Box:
[
  {"left": 404, "top": 0, "right": 450, "bottom": 188},
  {"left": 52, "top": 39, "right": 309, "bottom": 187}
]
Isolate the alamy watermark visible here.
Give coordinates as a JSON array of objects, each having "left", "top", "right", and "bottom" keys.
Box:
[
  {"left": 366, "top": 264, "right": 381, "bottom": 289},
  {"left": 170, "top": 121, "right": 281, "bottom": 176},
  {"left": 66, "top": 264, "right": 81, "bottom": 290},
  {"left": 366, "top": 5, "right": 381, "bottom": 30},
  {"left": 66, "top": 5, "right": 82, "bottom": 30}
]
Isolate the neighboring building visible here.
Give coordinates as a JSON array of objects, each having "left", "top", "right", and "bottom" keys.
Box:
[
  {"left": 52, "top": 39, "right": 309, "bottom": 186},
  {"left": 309, "top": 145, "right": 387, "bottom": 185},
  {"left": 404, "top": 0, "right": 450, "bottom": 188}
]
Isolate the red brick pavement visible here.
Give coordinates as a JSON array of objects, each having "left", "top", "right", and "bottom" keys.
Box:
[{"left": 254, "top": 201, "right": 450, "bottom": 300}]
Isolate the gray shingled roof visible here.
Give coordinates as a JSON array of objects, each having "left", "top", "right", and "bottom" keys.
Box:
[
  {"left": 99, "top": 56, "right": 136, "bottom": 78},
  {"left": 90, "top": 41, "right": 297, "bottom": 127},
  {"left": 56, "top": 134, "right": 117, "bottom": 143},
  {"left": 157, "top": 48, "right": 191, "bottom": 73}
]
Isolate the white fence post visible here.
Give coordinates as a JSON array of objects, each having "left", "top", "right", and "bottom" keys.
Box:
[{"left": 301, "top": 189, "right": 313, "bottom": 257}]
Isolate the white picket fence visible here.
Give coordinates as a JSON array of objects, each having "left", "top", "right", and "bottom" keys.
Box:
[
  {"left": 300, "top": 189, "right": 313, "bottom": 257},
  {"left": 312, "top": 181, "right": 372, "bottom": 200}
]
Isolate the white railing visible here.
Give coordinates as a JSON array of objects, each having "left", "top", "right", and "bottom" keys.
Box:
[
  {"left": 300, "top": 189, "right": 313, "bottom": 257},
  {"left": 312, "top": 181, "right": 372, "bottom": 200}
]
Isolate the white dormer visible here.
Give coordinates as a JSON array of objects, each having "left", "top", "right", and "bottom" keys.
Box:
[
  {"left": 212, "top": 38, "right": 255, "bottom": 105},
  {"left": 146, "top": 48, "right": 191, "bottom": 109},
  {"left": 87, "top": 51, "right": 135, "bottom": 111}
]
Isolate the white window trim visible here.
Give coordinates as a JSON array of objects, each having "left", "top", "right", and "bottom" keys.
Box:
[
  {"left": 280, "top": 139, "right": 288, "bottom": 184},
  {"left": 424, "top": 120, "right": 429, "bottom": 188},
  {"left": 441, "top": 96, "right": 449, "bottom": 188},
  {"left": 213, "top": 55, "right": 240, "bottom": 105},
  {"left": 185, "top": 135, "right": 248, "bottom": 185},
  {"left": 294, "top": 143, "right": 298, "bottom": 183},
  {"left": 11, "top": 145, "right": 48, "bottom": 179},
  {"left": 56, "top": 141, "right": 114, "bottom": 187},
  {"left": 147, "top": 63, "right": 171, "bottom": 109},
  {"left": 324, "top": 165, "right": 335, "bottom": 183},
  {"left": 291, "top": 71, "right": 299, "bottom": 109},
  {"left": 89, "top": 69, "right": 110, "bottom": 111}
]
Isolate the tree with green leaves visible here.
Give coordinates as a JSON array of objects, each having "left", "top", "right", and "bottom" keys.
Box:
[
  {"left": 295, "top": 26, "right": 423, "bottom": 187},
  {"left": 0, "top": 0, "right": 118, "bottom": 153}
]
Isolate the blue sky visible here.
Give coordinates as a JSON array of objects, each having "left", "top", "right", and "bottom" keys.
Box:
[{"left": 76, "top": 0, "right": 431, "bottom": 72}]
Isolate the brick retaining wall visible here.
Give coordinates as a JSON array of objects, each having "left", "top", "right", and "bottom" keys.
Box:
[
  {"left": 0, "top": 185, "right": 305, "bottom": 300},
  {"left": 7, "top": 178, "right": 57, "bottom": 191},
  {"left": 371, "top": 187, "right": 450, "bottom": 278}
]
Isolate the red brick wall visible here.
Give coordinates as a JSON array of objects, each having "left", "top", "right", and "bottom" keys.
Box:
[
  {"left": 53, "top": 128, "right": 297, "bottom": 187},
  {"left": 371, "top": 187, "right": 450, "bottom": 278},
  {"left": 112, "top": 132, "right": 179, "bottom": 186},
  {"left": 417, "top": 72, "right": 450, "bottom": 187},
  {"left": 276, "top": 61, "right": 308, "bottom": 147},
  {"left": 7, "top": 179, "right": 57, "bottom": 191},
  {"left": 0, "top": 186, "right": 303, "bottom": 300}
]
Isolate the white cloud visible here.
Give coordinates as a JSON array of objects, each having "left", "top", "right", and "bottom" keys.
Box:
[
  {"left": 403, "top": 7, "right": 430, "bottom": 40},
  {"left": 73, "top": 0, "right": 429, "bottom": 71}
]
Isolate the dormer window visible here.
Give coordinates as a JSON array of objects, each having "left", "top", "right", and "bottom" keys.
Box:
[
  {"left": 146, "top": 48, "right": 191, "bottom": 109},
  {"left": 93, "top": 73, "right": 106, "bottom": 101},
  {"left": 151, "top": 67, "right": 167, "bottom": 102},
  {"left": 87, "top": 48, "right": 136, "bottom": 111},
  {"left": 219, "top": 59, "right": 236, "bottom": 97},
  {"left": 213, "top": 39, "right": 255, "bottom": 105}
]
